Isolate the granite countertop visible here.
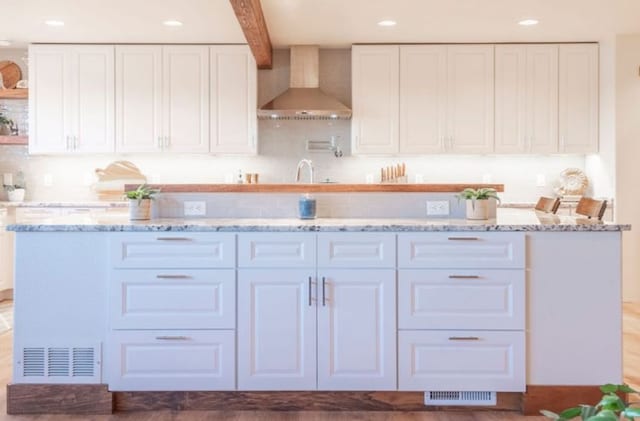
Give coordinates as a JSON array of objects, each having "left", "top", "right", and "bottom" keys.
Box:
[
  {"left": 6, "top": 209, "right": 631, "bottom": 232},
  {"left": 0, "top": 201, "right": 128, "bottom": 208}
]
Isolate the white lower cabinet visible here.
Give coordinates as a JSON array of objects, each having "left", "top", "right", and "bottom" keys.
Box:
[{"left": 108, "top": 330, "right": 235, "bottom": 391}]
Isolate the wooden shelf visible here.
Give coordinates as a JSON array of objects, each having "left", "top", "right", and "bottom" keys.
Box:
[
  {"left": 0, "top": 135, "right": 28, "bottom": 145},
  {"left": 0, "top": 89, "right": 28, "bottom": 99}
]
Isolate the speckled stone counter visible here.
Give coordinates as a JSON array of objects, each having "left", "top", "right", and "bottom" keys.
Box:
[
  {"left": 6, "top": 208, "right": 631, "bottom": 232},
  {"left": 0, "top": 201, "right": 127, "bottom": 208}
]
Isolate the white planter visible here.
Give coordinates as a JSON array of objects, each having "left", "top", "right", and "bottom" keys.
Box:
[
  {"left": 128, "top": 199, "right": 151, "bottom": 220},
  {"left": 466, "top": 199, "right": 490, "bottom": 220},
  {"left": 7, "top": 188, "right": 25, "bottom": 202}
]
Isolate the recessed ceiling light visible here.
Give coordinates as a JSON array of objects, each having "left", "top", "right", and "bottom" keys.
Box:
[
  {"left": 44, "top": 20, "right": 65, "bottom": 27},
  {"left": 0, "top": 40, "right": 11, "bottom": 47},
  {"left": 518, "top": 19, "right": 539, "bottom": 26},
  {"left": 377, "top": 20, "right": 397, "bottom": 27},
  {"left": 163, "top": 20, "right": 183, "bottom": 27}
]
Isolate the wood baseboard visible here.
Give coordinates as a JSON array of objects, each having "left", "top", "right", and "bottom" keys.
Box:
[
  {"left": 522, "top": 385, "right": 612, "bottom": 416},
  {"left": 6, "top": 384, "right": 113, "bottom": 414},
  {"left": 0, "top": 288, "right": 13, "bottom": 302}
]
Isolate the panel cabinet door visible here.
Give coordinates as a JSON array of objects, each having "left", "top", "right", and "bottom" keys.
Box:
[
  {"left": 351, "top": 45, "right": 399, "bottom": 154},
  {"left": 115, "top": 45, "right": 163, "bottom": 152},
  {"left": 317, "top": 269, "right": 396, "bottom": 390},
  {"left": 446, "top": 45, "right": 494, "bottom": 153},
  {"left": 210, "top": 45, "right": 257, "bottom": 154},
  {"left": 237, "top": 269, "right": 317, "bottom": 390},
  {"left": 162, "top": 46, "right": 209, "bottom": 153},
  {"left": 526, "top": 45, "right": 558, "bottom": 153},
  {"left": 559, "top": 44, "right": 599, "bottom": 153},
  {"left": 399, "top": 45, "right": 447, "bottom": 154},
  {"left": 495, "top": 45, "right": 527, "bottom": 153}
]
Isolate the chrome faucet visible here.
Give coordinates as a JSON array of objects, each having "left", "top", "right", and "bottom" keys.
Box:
[{"left": 295, "top": 159, "right": 314, "bottom": 184}]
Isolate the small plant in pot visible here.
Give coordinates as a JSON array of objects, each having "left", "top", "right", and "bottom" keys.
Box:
[
  {"left": 456, "top": 187, "right": 501, "bottom": 220},
  {"left": 541, "top": 383, "right": 640, "bottom": 420},
  {"left": 124, "top": 184, "right": 159, "bottom": 220},
  {"left": 3, "top": 171, "right": 26, "bottom": 202},
  {"left": 0, "top": 114, "right": 13, "bottom": 136}
]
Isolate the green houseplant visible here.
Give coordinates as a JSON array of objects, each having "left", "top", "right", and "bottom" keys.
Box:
[
  {"left": 124, "top": 184, "right": 159, "bottom": 220},
  {"left": 3, "top": 171, "right": 26, "bottom": 202},
  {"left": 456, "top": 187, "right": 501, "bottom": 220},
  {"left": 0, "top": 113, "right": 12, "bottom": 136},
  {"left": 541, "top": 383, "right": 640, "bottom": 420}
]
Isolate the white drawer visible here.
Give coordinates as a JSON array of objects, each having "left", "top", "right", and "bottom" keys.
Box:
[
  {"left": 238, "top": 233, "right": 316, "bottom": 268},
  {"left": 107, "top": 330, "right": 235, "bottom": 391},
  {"left": 109, "top": 269, "right": 235, "bottom": 329},
  {"left": 398, "top": 232, "right": 525, "bottom": 269},
  {"left": 398, "top": 330, "right": 525, "bottom": 392},
  {"left": 110, "top": 233, "right": 235, "bottom": 269},
  {"left": 398, "top": 269, "right": 525, "bottom": 330},
  {"left": 318, "top": 233, "right": 395, "bottom": 268}
]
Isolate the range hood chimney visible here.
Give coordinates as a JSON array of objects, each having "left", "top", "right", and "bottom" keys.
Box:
[{"left": 258, "top": 46, "right": 352, "bottom": 120}]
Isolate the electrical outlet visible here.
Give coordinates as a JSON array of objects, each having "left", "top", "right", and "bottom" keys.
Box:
[
  {"left": 415, "top": 174, "right": 424, "bottom": 183},
  {"left": 426, "top": 200, "right": 450, "bottom": 216},
  {"left": 482, "top": 173, "right": 493, "bottom": 183},
  {"left": 536, "top": 174, "right": 546, "bottom": 187},
  {"left": 184, "top": 201, "right": 206, "bottom": 217},
  {"left": 43, "top": 174, "right": 53, "bottom": 187}
]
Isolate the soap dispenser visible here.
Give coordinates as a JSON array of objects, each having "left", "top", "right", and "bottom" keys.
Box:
[{"left": 298, "top": 194, "right": 316, "bottom": 219}]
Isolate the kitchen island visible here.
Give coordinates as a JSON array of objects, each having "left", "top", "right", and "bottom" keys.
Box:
[{"left": 5, "top": 209, "right": 630, "bottom": 415}]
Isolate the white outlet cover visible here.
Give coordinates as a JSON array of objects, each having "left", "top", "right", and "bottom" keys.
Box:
[
  {"left": 426, "top": 200, "right": 450, "bottom": 216},
  {"left": 43, "top": 174, "right": 53, "bottom": 187},
  {"left": 184, "top": 201, "right": 206, "bottom": 216}
]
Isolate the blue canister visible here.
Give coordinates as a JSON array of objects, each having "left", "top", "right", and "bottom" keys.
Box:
[{"left": 298, "top": 195, "right": 317, "bottom": 219}]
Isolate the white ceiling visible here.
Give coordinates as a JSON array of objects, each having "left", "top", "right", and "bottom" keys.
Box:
[{"left": 1, "top": 0, "right": 639, "bottom": 48}]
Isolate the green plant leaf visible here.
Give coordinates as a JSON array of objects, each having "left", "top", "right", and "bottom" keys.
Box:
[
  {"left": 558, "top": 407, "right": 582, "bottom": 419},
  {"left": 597, "top": 394, "right": 625, "bottom": 411},
  {"left": 540, "top": 409, "right": 561, "bottom": 420},
  {"left": 619, "top": 384, "right": 638, "bottom": 394},
  {"left": 600, "top": 384, "right": 618, "bottom": 394},
  {"left": 580, "top": 405, "right": 597, "bottom": 419},
  {"left": 586, "top": 409, "right": 622, "bottom": 421},
  {"left": 623, "top": 407, "right": 640, "bottom": 417}
]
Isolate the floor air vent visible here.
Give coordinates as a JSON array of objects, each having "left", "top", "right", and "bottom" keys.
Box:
[
  {"left": 18, "top": 344, "right": 100, "bottom": 383},
  {"left": 424, "top": 391, "right": 497, "bottom": 406}
]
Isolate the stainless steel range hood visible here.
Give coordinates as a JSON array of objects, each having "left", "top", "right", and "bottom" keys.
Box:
[{"left": 258, "top": 46, "right": 352, "bottom": 120}]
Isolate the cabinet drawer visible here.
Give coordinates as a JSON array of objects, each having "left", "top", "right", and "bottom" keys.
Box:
[
  {"left": 318, "top": 233, "right": 395, "bottom": 268},
  {"left": 107, "top": 330, "right": 235, "bottom": 391},
  {"left": 398, "top": 233, "right": 524, "bottom": 268},
  {"left": 398, "top": 330, "right": 525, "bottom": 392},
  {"left": 110, "top": 233, "right": 235, "bottom": 268},
  {"left": 238, "top": 233, "right": 315, "bottom": 268},
  {"left": 109, "top": 269, "right": 235, "bottom": 329},
  {"left": 398, "top": 269, "right": 524, "bottom": 330}
]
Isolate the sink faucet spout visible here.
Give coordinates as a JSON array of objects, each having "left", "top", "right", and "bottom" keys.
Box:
[{"left": 295, "top": 159, "right": 314, "bottom": 184}]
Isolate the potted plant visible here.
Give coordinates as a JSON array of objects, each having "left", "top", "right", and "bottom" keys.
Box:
[
  {"left": 457, "top": 187, "right": 501, "bottom": 220},
  {"left": 0, "top": 114, "right": 13, "bottom": 136},
  {"left": 124, "top": 184, "right": 159, "bottom": 220},
  {"left": 541, "top": 383, "right": 640, "bottom": 420},
  {"left": 3, "top": 171, "right": 26, "bottom": 202}
]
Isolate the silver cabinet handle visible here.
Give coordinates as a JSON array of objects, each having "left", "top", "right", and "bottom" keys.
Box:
[
  {"left": 157, "top": 136, "right": 163, "bottom": 149},
  {"left": 322, "top": 276, "right": 326, "bottom": 306},
  {"left": 156, "top": 237, "right": 192, "bottom": 241},
  {"left": 74, "top": 135, "right": 79, "bottom": 150},
  {"left": 155, "top": 336, "right": 190, "bottom": 341},
  {"left": 164, "top": 136, "right": 170, "bottom": 149},
  {"left": 447, "top": 237, "right": 479, "bottom": 241},
  {"left": 308, "top": 276, "right": 313, "bottom": 306},
  {"left": 65, "top": 135, "right": 71, "bottom": 151},
  {"left": 156, "top": 274, "right": 192, "bottom": 279},
  {"left": 448, "top": 275, "right": 480, "bottom": 279},
  {"left": 448, "top": 336, "right": 480, "bottom": 341}
]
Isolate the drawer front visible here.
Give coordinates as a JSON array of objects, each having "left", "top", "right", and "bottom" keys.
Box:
[
  {"left": 398, "top": 233, "right": 524, "bottom": 269},
  {"left": 398, "top": 330, "right": 525, "bottom": 392},
  {"left": 238, "top": 233, "right": 316, "bottom": 268},
  {"left": 109, "top": 269, "right": 235, "bottom": 329},
  {"left": 398, "top": 269, "right": 524, "bottom": 330},
  {"left": 318, "top": 233, "right": 396, "bottom": 268},
  {"left": 110, "top": 233, "right": 235, "bottom": 269},
  {"left": 107, "top": 330, "right": 235, "bottom": 391}
]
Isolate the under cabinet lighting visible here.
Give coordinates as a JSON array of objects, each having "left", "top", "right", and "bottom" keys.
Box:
[
  {"left": 518, "top": 19, "right": 539, "bottom": 26},
  {"left": 377, "top": 20, "right": 397, "bottom": 27},
  {"left": 44, "top": 20, "right": 65, "bottom": 27},
  {"left": 163, "top": 20, "right": 183, "bottom": 27},
  {"left": 0, "top": 40, "right": 11, "bottom": 46}
]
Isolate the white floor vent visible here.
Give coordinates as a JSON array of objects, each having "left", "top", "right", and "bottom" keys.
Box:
[
  {"left": 18, "top": 344, "right": 101, "bottom": 384},
  {"left": 424, "top": 391, "right": 497, "bottom": 406}
]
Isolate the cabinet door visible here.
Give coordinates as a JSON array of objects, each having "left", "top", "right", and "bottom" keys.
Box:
[
  {"left": 210, "top": 45, "right": 257, "bottom": 154},
  {"left": 317, "top": 269, "right": 396, "bottom": 390},
  {"left": 559, "top": 44, "right": 599, "bottom": 153},
  {"left": 163, "top": 46, "right": 209, "bottom": 153},
  {"left": 495, "top": 45, "right": 526, "bottom": 153},
  {"left": 115, "top": 46, "right": 163, "bottom": 152},
  {"left": 351, "top": 45, "right": 399, "bottom": 154},
  {"left": 29, "top": 45, "right": 71, "bottom": 154},
  {"left": 446, "top": 45, "right": 494, "bottom": 153},
  {"left": 237, "top": 269, "right": 317, "bottom": 390},
  {"left": 527, "top": 45, "right": 558, "bottom": 153},
  {"left": 399, "top": 45, "right": 447, "bottom": 153},
  {"left": 71, "top": 45, "right": 115, "bottom": 153}
]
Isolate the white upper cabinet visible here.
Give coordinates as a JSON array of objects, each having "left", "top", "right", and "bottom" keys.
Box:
[
  {"left": 495, "top": 45, "right": 558, "bottom": 153},
  {"left": 30, "top": 45, "right": 115, "bottom": 154},
  {"left": 351, "top": 45, "right": 399, "bottom": 154},
  {"left": 446, "top": 45, "right": 494, "bottom": 154},
  {"left": 210, "top": 45, "right": 257, "bottom": 154},
  {"left": 559, "top": 44, "right": 599, "bottom": 153}
]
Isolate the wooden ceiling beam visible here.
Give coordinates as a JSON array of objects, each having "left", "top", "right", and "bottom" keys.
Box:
[{"left": 229, "top": 0, "right": 273, "bottom": 69}]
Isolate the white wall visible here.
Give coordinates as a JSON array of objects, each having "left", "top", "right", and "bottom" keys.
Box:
[{"left": 616, "top": 34, "right": 640, "bottom": 302}]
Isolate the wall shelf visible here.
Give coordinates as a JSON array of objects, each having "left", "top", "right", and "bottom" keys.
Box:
[
  {"left": 0, "top": 89, "right": 28, "bottom": 100},
  {"left": 0, "top": 135, "right": 28, "bottom": 145}
]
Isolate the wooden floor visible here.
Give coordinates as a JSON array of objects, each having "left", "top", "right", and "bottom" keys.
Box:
[{"left": 1, "top": 302, "right": 639, "bottom": 420}]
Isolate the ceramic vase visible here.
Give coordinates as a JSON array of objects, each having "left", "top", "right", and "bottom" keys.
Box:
[
  {"left": 7, "top": 188, "right": 25, "bottom": 202},
  {"left": 466, "top": 199, "right": 489, "bottom": 220},
  {"left": 128, "top": 199, "right": 151, "bottom": 220}
]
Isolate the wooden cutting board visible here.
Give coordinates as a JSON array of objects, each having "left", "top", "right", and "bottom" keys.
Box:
[
  {"left": 0, "top": 61, "right": 22, "bottom": 89},
  {"left": 94, "top": 161, "right": 147, "bottom": 200}
]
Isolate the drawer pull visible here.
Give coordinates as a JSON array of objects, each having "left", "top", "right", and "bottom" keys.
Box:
[
  {"left": 448, "top": 336, "right": 480, "bottom": 341},
  {"left": 447, "top": 237, "right": 479, "bottom": 241},
  {"left": 156, "top": 237, "right": 192, "bottom": 241},
  {"left": 448, "top": 275, "right": 481, "bottom": 279},
  {"left": 322, "top": 277, "right": 326, "bottom": 306},
  {"left": 155, "top": 336, "right": 190, "bottom": 341},
  {"left": 156, "top": 275, "right": 192, "bottom": 279},
  {"left": 308, "top": 276, "right": 313, "bottom": 307}
]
